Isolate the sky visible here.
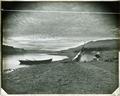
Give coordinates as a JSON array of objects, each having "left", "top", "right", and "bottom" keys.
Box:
[{"left": 2, "top": 2, "right": 119, "bottom": 51}]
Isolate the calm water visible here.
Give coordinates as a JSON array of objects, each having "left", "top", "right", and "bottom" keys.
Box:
[{"left": 2, "top": 53, "right": 68, "bottom": 70}]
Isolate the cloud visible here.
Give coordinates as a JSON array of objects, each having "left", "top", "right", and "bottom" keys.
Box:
[{"left": 2, "top": 2, "right": 118, "bottom": 50}]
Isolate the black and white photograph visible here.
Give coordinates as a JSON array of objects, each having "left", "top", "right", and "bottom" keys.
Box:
[{"left": 1, "top": 1, "right": 120, "bottom": 94}]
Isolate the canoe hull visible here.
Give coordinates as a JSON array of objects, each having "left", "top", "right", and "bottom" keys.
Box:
[{"left": 19, "top": 59, "right": 52, "bottom": 65}]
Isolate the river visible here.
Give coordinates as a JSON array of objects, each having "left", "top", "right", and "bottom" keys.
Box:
[{"left": 2, "top": 53, "right": 68, "bottom": 70}]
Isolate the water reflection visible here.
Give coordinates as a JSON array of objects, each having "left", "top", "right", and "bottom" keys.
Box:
[{"left": 2, "top": 53, "right": 68, "bottom": 70}]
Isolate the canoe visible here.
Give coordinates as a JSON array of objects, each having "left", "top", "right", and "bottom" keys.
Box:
[{"left": 19, "top": 58, "right": 52, "bottom": 65}]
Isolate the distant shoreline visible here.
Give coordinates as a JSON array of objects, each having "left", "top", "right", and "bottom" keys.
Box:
[
  {"left": 42, "top": 37, "right": 120, "bottom": 52},
  {"left": 2, "top": 38, "right": 119, "bottom": 94},
  {"left": 3, "top": 37, "right": 119, "bottom": 52}
]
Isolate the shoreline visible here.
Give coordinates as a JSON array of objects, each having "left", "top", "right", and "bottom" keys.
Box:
[
  {"left": 2, "top": 38, "right": 119, "bottom": 72},
  {"left": 2, "top": 38, "right": 119, "bottom": 94},
  {"left": 43, "top": 37, "right": 119, "bottom": 52}
]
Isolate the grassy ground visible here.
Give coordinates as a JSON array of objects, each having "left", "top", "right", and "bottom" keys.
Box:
[{"left": 2, "top": 39, "right": 119, "bottom": 94}]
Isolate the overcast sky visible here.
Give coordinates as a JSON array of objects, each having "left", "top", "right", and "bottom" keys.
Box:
[{"left": 2, "top": 2, "right": 119, "bottom": 50}]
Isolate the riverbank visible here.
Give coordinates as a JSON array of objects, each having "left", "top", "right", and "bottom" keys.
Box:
[{"left": 2, "top": 39, "right": 119, "bottom": 94}]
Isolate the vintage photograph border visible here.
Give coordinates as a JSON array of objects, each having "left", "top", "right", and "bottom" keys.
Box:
[{"left": 0, "top": 0, "right": 119, "bottom": 96}]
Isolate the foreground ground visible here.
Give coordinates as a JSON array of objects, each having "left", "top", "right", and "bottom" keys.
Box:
[{"left": 2, "top": 39, "right": 119, "bottom": 94}]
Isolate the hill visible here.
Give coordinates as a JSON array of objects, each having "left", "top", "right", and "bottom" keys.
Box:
[
  {"left": 2, "top": 38, "right": 119, "bottom": 94},
  {"left": 58, "top": 38, "right": 119, "bottom": 58},
  {"left": 2, "top": 45, "right": 25, "bottom": 55}
]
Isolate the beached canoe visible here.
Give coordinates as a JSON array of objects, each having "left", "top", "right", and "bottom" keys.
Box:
[{"left": 19, "top": 58, "right": 52, "bottom": 65}]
